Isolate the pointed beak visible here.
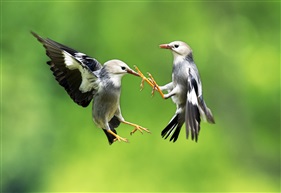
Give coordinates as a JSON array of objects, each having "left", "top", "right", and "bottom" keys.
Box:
[
  {"left": 126, "top": 68, "right": 140, "bottom": 77},
  {"left": 159, "top": 44, "right": 171, "bottom": 49}
]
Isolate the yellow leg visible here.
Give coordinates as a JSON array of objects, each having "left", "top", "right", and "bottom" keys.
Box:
[
  {"left": 147, "top": 73, "right": 165, "bottom": 99},
  {"left": 121, "top": 120, "right": 151, "bottom": 135},
  {"left": 107, "top": 129, "right": 129, "bottom": 143},
  {"left": 134, "top": 65, "right": 154, "bottom": 90},
  {"left": 134, "top": 65, "right": 165, "bottom": 98}
]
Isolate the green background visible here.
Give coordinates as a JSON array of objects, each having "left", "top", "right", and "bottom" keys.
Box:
[{"left": 1, "top": 1, "right": 280, "bottom": 192}]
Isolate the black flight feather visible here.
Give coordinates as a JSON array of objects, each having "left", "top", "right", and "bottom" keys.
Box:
[
  {"left": 186, "top": 74, "right": 201, "bottom": 142},
  {"left": 31, "top": 31, "right": 102, "bottom": 107}
]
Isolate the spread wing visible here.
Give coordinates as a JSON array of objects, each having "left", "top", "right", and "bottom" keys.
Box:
[{"left": 31, "top": 31, "right": 102, "bottom": 107}]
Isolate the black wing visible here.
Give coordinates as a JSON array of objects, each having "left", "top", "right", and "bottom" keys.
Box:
[
  {"left": 185, "top": 70, "right": 201, "bottom": 142},
  {"left": 31, "top": 31, "right": 102, "bottom": 107}
]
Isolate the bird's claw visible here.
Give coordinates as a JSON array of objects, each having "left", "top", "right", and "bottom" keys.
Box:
[
  {"left": 113, "top": 136, "right": 129, "bottom": 143},
  {"left": 147, "top": 73, "right": 165, "bottom": 98},
  {"left": 134, "top": 65, "right": 165, "bottom": 98},
  {"left": 121, "top": 120, "right": 151, "bottom": 137},
  {"left": 107, "top": 129, "right": 129, "bottom": 143},
  {"left": 130, "top": 125, "right": 151, "bottom": 135},
  {"left": 134, "top": 65, "right": 154, "bottom": 91},
  {"left": 140, "top": 78, "right": 145, "bottom": 91}
]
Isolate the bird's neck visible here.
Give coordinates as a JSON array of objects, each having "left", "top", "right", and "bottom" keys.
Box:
[
  {"left": 99, "top": 68, "right": 123, "bottom": 88},
  {"left": 173, "top": 54, "right": 185, "bottom": 65},
  {"left": 173, "top": 53, "right": 194, "bottom": 64},
  {"left": 108, "top": 74, "right": 123, "bottom": 88}
]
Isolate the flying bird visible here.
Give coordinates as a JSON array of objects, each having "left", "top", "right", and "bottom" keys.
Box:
[
  {"left": 31, "top": 31, "right": 150, "bottom": 145},
  {"left": 136, "top": 41, "right": 215, "bottom": 142}
]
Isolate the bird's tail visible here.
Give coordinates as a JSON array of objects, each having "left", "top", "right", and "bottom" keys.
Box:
[
  {"left": 198, "top": 97, "right": 215, "bottom": 124},
  {"left": 161, "top": 114, "right": 184, "bottom": 142},
  {"left": 104, "top": 116, "right": 121, "bottom": 145},
  {"left": 103, "top": 129, "right": 117, "bottom": 145}
]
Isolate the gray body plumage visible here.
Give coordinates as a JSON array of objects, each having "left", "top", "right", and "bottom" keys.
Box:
[
  {"left": 92, "top": 68, "right": 123, "bottom": 130},
  {"left": 31, "top": 32, "right": 140, "bottom": 144},
  {"left": 160, "top": 41, "right": 215, "bottom": 142}
]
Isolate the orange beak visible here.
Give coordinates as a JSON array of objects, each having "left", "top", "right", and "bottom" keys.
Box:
[{"left": 159, "top": 44, "right": 171, "bottom": 49}]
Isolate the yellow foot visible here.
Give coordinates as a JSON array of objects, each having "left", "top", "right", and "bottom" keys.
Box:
[
  {"left": 147, "top": 73, "right": 165, "bottom": 99},
  {"left": 130, "top": 125, "right": 151, "bottom": 135},
  {"left": 134, "top": 65, "right": 154, "bottom": 90},
  {"left": 107, "top": 130, "right": 129, "bottom": 143},
  {"left": 121, "top": 120, "right": 151, "bottom": 135}
]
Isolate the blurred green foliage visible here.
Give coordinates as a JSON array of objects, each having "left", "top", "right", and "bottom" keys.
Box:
[{"left": 1, "top": 1, "right": 280, "bottom": 192}]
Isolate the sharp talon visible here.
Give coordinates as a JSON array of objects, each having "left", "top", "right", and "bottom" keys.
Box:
[
  {"left": 151, "top": 89, "right": 155, "bottom": 96},
  {"left": 135, "top": 66, "right": 155, "bottom": 89},
  {"left": 140, "top": 79, "right": 145, "bottom": 91},
  {"left": 130, "top": 127, "right": 143, "bottom": 135},
  {"left": 146, "top": 73, "right": 165, "bottom": 99},
  {"left": 115, "top": 136, "right": 129, "bottom": 143},
  {"left": 130, "top": 128, "right": 137, "bottom": 135},
  {"left": 122, "top": 120, "right": 151, "bottom": 136},
  {"left": 107, "top": 130, "right": 129, "bottom": 143}
]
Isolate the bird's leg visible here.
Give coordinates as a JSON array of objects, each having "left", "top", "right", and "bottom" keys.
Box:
[
  {"left": 121, "top": 120, "right": 151, "bottom": 135},
  {"left": 134, "top": 66, "right": 165, "bottom": 98},
  {"left": 107, "top": 130, "right": 129, "bottom": 143},
  {"left": 147, "top": 73, "right": 165, "bottom": 99},
  {"left": 134, "top": 65, "right": 154, "bottom": 90}
]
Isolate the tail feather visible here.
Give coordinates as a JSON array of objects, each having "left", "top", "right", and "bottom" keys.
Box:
[
  {"left": 162, "top": 114, "right": 178, "bottom": 139},
  {"left": 186, "top": 100, "right": 201, "bottom": 142},
  {"left": 104, "top": 116, "right": 121, "bottom": 145},
  {"left": 186, "top": 81, "right": 201, "bottom": 142},
  {"left": 103, "top": 129, "right": 117, "bottom": 145},
  {"left": 161, "top": 114, "right": 184, "bottom": 142},
  {"left": 198, "top": 96, "right": 215, "bottom": 124}
]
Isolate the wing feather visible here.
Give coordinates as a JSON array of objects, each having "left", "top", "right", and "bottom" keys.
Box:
[
  {"left": 185, "top": 69, "right": 201, "bottom": 142},
  {"left": 32, "top": 31, "right": 102, "bottom": 107}
]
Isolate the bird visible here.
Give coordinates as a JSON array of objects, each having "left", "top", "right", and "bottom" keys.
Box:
[
  {"left": 31, "top": 31, "right": 150, "bottom": 145},
  {"left": 136, "top": 41, "right": 215, "bottom": 142}
]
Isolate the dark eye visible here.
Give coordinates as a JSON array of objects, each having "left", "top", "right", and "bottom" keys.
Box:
[
  {"left": 174, "top": 44, "right": 179, "bottom": 48},
  {"left": 121, "top": 66, "right": 126, "bottom": 70}
]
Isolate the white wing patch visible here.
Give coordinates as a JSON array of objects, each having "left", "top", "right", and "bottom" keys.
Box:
[
  {"left": 62, "top": 51, "right": 98, "bottom": 93},
  {"left": 63, "top": 51, "right": 80, "bottom": 70},
  {"left": 188, "top": 87, "right": 198, "bottom": 105},
  {"left": 80, "top": 69, "right": 98, "bottom": 93}
]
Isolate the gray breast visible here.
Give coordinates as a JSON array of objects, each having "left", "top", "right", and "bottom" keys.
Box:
[{"left": 92, "top": 80, "right": 121, "bottom": 126}]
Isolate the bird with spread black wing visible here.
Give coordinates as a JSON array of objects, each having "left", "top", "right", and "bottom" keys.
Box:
[
  {"left": 31, "top": 32, "right": 150, "bottom": 145},
  {"left": 136, "top": 41, "right": 215, "bottom": 142}
]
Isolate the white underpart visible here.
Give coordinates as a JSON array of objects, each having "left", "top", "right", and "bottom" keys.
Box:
[
  {"left": 173, "top": 54, "right": 185, "bottom": 65},
  {"left": 63, "top": 51, "right": 97, "bottom": 93},
  {"left": 109, "top": 74, "right": 122, "bottom": 88}
]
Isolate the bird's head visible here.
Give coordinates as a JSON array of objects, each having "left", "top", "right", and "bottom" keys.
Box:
[
  {"left": 103, "top": 59, "right": 140, "bottom": 77},
  {"left": 159, "top": 41, "right": 192, "bottom": 57}
]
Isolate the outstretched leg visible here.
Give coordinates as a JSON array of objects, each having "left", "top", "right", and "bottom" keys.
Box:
[
  {"left": 114, "top": 107, "right": 151, "bottom": 136},
  {"left": 134, "top": 66, "right": 165, "bottom": 98},
  {"left": 134, "top": 65, "right": 154, "bottom": 90},
  {"left": 121, "top": 120, "right": 151, "bottom": 135},
  {"left": 147, "top": 73, "right": 165, "bottom": 99}
]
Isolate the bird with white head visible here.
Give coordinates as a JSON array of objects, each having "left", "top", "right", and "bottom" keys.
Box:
[
  {"left": 31, "top": 32, "right": 150, "bottom": 145},
  {"left": 136, "top": 40, "right": 215, "bottom": 142}
]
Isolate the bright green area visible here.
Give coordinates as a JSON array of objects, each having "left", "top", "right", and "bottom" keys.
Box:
[{"left": 1, "top": 1, "right": 280, "bottom": 192}]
